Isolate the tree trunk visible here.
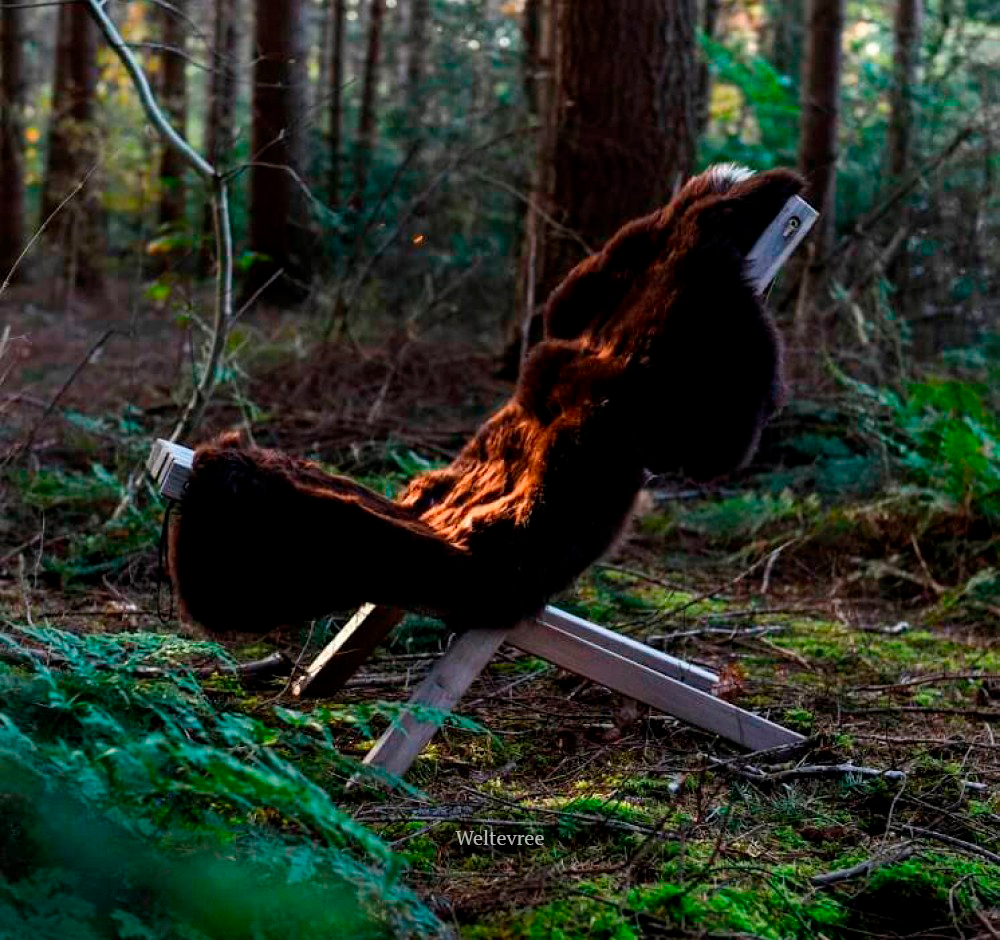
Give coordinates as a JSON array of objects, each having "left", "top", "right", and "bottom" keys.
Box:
[
  {"left": 696, "top": 0, "right": 722, "bottom": 139},
  {"left": 769, "top": 0, "right": 805, "bottom": 85},
  {"left": 249, "top": 0, "right": 312, "bottom": 302},
  {"left": 0, "top": 4, "right": 25, "bottom": 278},
  {"left": 327, "top": 0, "right": 346, "bottom": 205},
  {"left": 797, "top": 0, "right": 844, "bottom": 256},
  {"left": 201, "top": 0, "right": 238, "bottom": 271},
  {"left": 42, "top": 2, "right": 104, "bottom": 288},
  {"left": 886, "top": 0, "right": 922, "bottom": 179},
  {"left": 502, "top": 0, "right": 696, "bottom": 375},
  {"left": 354, "top": 0, "right": 385, "bottom": 207},
  {"left": 544, "top": 0, "right": 695, "bottom": 294},
  {"left": 158, "top": 1, "right": 188, "bottom": 228},
  {"left": 404, "top": 0, "right": 430, "bottom": 127}
]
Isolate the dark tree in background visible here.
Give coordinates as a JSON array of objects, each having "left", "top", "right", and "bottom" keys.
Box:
[
  {"left": 768, "top": 0, "right": 805, "bottom": 85},
  {"left": 249, "top": 0, "right": 312, "bottom": 301},
  {"left": 696, "top": 0, "right": 722, "bottom": 138},
  {"left": 0, "top": 3, "right": 25, "bottom": 278},
  {"left": 354, "top": 0, "right": 386, "bottom": 207},
  {"left": 797, "top": 0, "right": 845, "bottom": 256},
  {"left": 327, "top": 0, "right": 346, "bottom": 206},
  {"left": 521, "top": 0, "right": 697, "bottom": 330},
  {"left": 404, "top": 0, "right": 430, "bottom": 128},
  {"left": 886, "top": 0, "right": 923, "bottom": 179},
  {"left": 42, "top": 2, "right": 104, "bottom": 288},
  {"left": 201, "top": 0, "right": 239, "bottom": 270},
  {"left": 158, "top": 1, "right": 188, "bottom": 229}
]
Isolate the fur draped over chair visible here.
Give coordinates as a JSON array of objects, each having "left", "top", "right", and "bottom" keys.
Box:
[{"left": 168, "top": 167, "right": 804, "bottom": 633}]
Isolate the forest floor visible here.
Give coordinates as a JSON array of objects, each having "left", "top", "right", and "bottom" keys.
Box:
[{"left": 1, "top": 295, "right": 999, "bottom": 939}]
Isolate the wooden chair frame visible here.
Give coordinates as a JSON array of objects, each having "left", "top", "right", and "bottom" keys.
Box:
[{"left": 149, "top": 441, "right": 804, "bottom": 779}]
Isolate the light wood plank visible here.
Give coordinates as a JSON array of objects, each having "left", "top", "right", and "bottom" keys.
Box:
[
  {"left": 508, "top": 619, "right": 803, "bottom": 750},
  {"left": 536, "top": 606, "right": 718, "bottom": 691},
  {"left": 363, "top": 627, "right": 510, "bottom": 778},
  {"left": 746, "top": 194, "right": 819, "bottom": 292},
  {"left": 292, "top": 603, "right": 405, "bottom": 698},
  {"left": 147, "top": 439, "right": 194, "bottom": 499}
]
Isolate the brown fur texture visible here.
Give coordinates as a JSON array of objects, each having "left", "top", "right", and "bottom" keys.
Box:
[{"left": 168, "top": 167, "right": 804, "bottom": 633}]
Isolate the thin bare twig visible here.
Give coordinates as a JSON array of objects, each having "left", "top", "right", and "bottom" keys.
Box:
[
  {"left": 7, "top": 329, "right": 118, "bottom": 461},
  {"left": 0, "top": 163, "right": 99, "bottom": 296}
]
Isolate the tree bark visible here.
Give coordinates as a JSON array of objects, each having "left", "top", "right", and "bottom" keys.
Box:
[
  {"left": 502, "top": 0, "right": 696, "bottom": 374},
  {"left": 404, "top": 0, "right": 430, "bottom": 127},
  {"left": 769, "top": 0, "right": 805, "bottom": 85},
  {"left": 201, "top": 0, "right": 238, "bottom": 271},
  {"left": 886, "top": 0, "right": 922, "bottom": 179},
  {"left": 797, "top": 0, "right": 844, "bottom": 256},
  {"left": 249, "top": 0, "right": 312, "bottom": 302},
  {"left": 696, "top": 0, "right": 722, "bottom": 138},
  {"left": 327, "top": 0, "right": 346, "bottom": 205},
  {"left": 158, "top": 0, "right": 188, "bottom": 228},
  {"left": 354, "top": 0, "right": 385, "bottom": 207},
  {"left": 0, "top": 4, "right": 25, "bottom": 278},
  {"left": 42, "top": 2, "right": 104, "bottom": 288}
]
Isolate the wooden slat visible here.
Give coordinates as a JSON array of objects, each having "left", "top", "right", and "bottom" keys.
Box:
[
  {"left": 746, "top": 194, "right": 818, "bottom": 292},
  {"left": 292, "top": 603, "right": 405, "bottom": 698},
  {"left": 363, "top": 627, "right": 510, "bottom": 778},
  {"left": 147, "top": 439, "right": 194, "bottom": 499},
  {"left": 508, "top": 619, "right": 804, "bottom": 750},
  {"left": 536, "top": 606, "right": 717, "bottom": 691}
]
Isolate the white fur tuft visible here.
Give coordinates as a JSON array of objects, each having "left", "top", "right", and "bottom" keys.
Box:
[{"left": 705, "top": 163, "right": 756, "bottom": 192}]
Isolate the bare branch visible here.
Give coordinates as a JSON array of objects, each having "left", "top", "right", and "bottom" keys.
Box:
[
  {"left": 80, "top": 0, "right": 233, "bottom": 452},
  {"left": 84, "top": 0, "right": 214, "bottom": 180}
]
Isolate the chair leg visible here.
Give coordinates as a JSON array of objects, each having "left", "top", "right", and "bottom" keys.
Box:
[
  {"left": 362, "top": 627, "right": 510, "bottom": 778},
  {"left": 292, "top": 604, "right": 404, "bottom": 698},
  {"left": 508, "top": 616, "right": 804, "bottom": 750}
]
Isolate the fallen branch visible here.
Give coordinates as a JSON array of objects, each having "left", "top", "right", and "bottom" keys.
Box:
[
  {"left": 811, "top": 842, "right": 916, "bottom": 886},
  {"left": 856, "top": 673, "right": 1000, "bottom": 693},
  {"left": 892, "top": 825, "right": 1000, "bottom": 865},
  {"left": 712, "top": 760, "right": 906, "bottom": 785},
  {"left": 845, "top": 706, "right": 1000, "bottom": 721}
]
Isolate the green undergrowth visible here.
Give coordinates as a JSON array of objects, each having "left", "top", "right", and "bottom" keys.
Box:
[
  {"left": 0, "top": 624, "right": 446, "bottom": 939},
  {"left": 463, "top": 850, "right": 1000, "bottom": 940}
]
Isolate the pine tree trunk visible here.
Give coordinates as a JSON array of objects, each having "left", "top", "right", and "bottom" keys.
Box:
[
  {"left": 792, "top": 0, "right": 844, "bottom": 376},
  {"left": 541, "top": 0, "right": 695, "bottom": 311},
  {"left": 503, "top": 0, "right": 696, "bottom": 374},
  {"left": 42, "top": 2, "right": 104, "bottom": 288},
  {"left": 797, "top": 0, "right": 844, "bottom": 256},
  {"left": 0, "top": 4, "right": 25, "bottom": 278},
  {"left": 404, "top": 0, "right": 430, "bottom": 127},
  {"left": 249, "top": 0, "right": 312, "bottom": 302},
  {"left": 769, "top": 0, "right": 805, "bottom": 85},
  {"left": 327, "top": 0, "right": 346, "bottom": 205},
  {"left": 354, "top": 0, "right": 385, "bottom": 207},
  {"left": 158, "top": 1, "right": 188, "bottom": 228},
  {"left": 886, "top": 0, "right": 922, "bottom": 179},
  {"left": 201, "top": 0, "right": 238, "bottom": 272},
  {"left": 696, "top": 0, "right": 722, "bottom": 138}
]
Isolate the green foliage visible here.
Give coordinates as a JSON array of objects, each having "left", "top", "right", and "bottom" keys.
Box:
[
  {"left": 9, "top": 464, "right": 162, "bottom": 585},
  {"left": 0, "top": 625, "right": 442, "bottom": 938},
  {"left": 674, "top": 489, "right": 819, "bottom": 541},
  {"left": 844, "top": 373, "right": 1000, "bottom": 519}
]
